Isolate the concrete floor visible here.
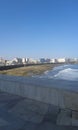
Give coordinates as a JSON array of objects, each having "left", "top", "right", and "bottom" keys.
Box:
[{"left": 0, "top": 91, "right": 78, "bottom": 130}]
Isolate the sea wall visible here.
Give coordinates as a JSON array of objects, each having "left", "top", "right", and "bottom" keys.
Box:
[{"left": 0, "top": 75, "right": 78, "bottom": 111}]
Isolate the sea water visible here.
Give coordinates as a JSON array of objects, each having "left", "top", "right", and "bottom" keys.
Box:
[{"left": 34, "top": 64, "right": 78, "bottom": 81}]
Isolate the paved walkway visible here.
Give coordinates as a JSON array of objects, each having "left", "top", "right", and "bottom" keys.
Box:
[{"left": 0, "top": 91, "right": 78, "bottom": 130}]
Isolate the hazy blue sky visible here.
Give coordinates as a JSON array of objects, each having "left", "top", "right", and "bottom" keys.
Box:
[{"left": 0, "top": 0, "right": 78, "bottom": 59}]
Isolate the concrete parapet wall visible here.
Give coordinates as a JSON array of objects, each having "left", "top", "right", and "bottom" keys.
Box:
[{"left": 0, "top": 75, "right": 78, "bottom": 111}]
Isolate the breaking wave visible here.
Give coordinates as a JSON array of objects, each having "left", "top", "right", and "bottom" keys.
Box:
[
  {"left": 37, "top": 64, "right": 78, "bottom": 81},
  {"left": 53, "top": 68, "right": 78, "bottom": 81}
]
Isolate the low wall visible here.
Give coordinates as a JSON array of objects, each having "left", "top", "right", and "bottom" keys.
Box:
[{"left": 0, "top": 75, "right": 78, "bottom": 111}]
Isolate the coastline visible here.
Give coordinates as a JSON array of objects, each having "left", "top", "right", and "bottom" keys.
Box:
[{"left": 0, "top": 63, "right": 61, "bottom": 77}]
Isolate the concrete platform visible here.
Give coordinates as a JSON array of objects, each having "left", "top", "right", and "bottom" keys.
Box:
[
  {"left": 0, "top": 75, "right": 78, "bottom": 112},
  {"left": 0, "top": 91, "right": 78, "bottom": 130}
]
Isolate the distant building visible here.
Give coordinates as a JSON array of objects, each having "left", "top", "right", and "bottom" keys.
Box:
[
  {"left": 50, "top": 59, "right": 55, "bottom": 63},
  {"left": 6, "top": 58, "right": 22, "bottom": 65},
  {"left": 28, "top": 58, "right": 38, "bottom": 64},
  {"left": 13, "top": 58, "right": 22, "bottom": 64},
  {"left": 46, "top": 58, "right": 51, "bottom": 63},
  {"left": 67, "top": 58, "right": 78, "bottom": 63},
  {"left": 0, "top": 58, "right": 6, "bottom": 66},
  {"left": 40, "top": 58, "right": 46, "bottom": 63},
  {"left": 6, "top": 60, "right": 10, "bottom": 65},
  {"left": 22, "top": 58, "right": 26, "bottom": 64},
  {"left": 6, "top": 60, "right": 18, "bottom": 65},
  {"left": 55, "top": 58, "right": 66, "bottom": 63},
  {"left": 36, "top": 59, "right": 41, "bottom": 64}
]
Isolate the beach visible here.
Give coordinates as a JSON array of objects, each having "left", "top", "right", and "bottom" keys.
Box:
[{"left": 0, "top": 63, "right": 60, "bottom": 76}]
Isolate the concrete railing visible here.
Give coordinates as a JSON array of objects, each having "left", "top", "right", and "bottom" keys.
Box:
[{"left": 0, "top": 75, "right": 78, "bottom": 111}]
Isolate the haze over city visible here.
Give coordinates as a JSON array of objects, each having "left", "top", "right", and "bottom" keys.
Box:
[{"left": 0, "top": 0, "right": 78, "bottom": 59}]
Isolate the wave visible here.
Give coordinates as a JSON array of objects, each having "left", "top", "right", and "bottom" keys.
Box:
[
  {"left": 52, "top": 64, "right": 69, "bottom": 71},
  {"left": 33, "top": 64, "right": 78, "bottom": 81},
  {"left": 44, "top": 70, "right": 49, "bottom": 74},
  {"left": 53, "top": 68, "right": 78, "bottom": 81}
]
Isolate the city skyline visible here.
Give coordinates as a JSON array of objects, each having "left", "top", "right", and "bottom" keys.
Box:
[{"left": 0, "top": 0, "right": 78, "bottom": 59}]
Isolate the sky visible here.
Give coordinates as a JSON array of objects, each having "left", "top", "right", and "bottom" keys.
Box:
[{"left": 0, "top": 0, "right": 78, "bottom": 59}]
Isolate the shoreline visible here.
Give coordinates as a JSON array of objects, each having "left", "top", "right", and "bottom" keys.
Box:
[{"left": 0, "top": 63, "right": 61, "bottom": 77}]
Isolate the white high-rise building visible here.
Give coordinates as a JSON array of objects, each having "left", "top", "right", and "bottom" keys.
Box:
[
  {"left": 22, "top": 58, "right": 26, "bottom": 64},
  {"left": 50, "top": 59, "right": 55, "bottom": 63},
  {"left": 56, "top": 58, "right": 66, "bottom": 63}
]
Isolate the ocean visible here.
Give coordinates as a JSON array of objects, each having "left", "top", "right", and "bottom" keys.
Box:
[
  {"left": 0, "top": 64, "right": 78, "bottom": 92},
  {"left": 35, "top": 64, "right": 78, "bottom": 81},
  {"left": 31, "top": 64, "right": 78, "bottom": 92}
]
